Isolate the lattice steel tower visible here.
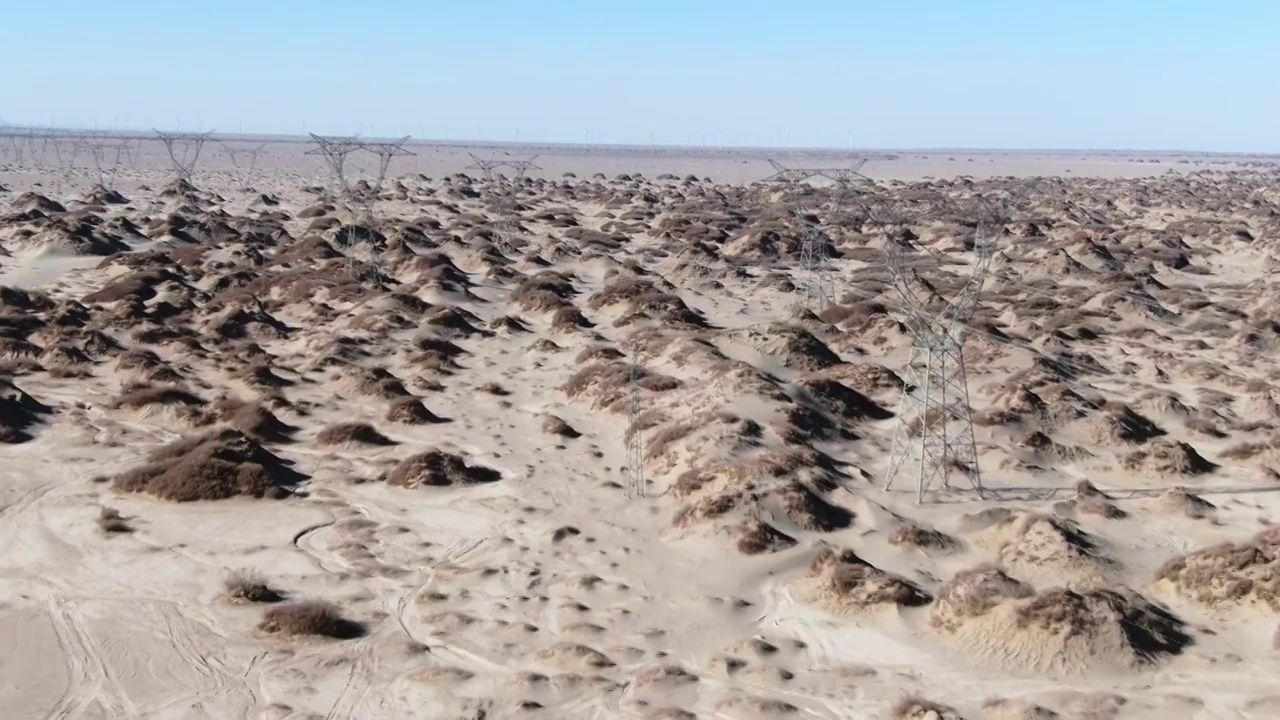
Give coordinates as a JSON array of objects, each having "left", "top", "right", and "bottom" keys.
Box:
[
  {"left": 623, "top": 331, "right": 648, "bottom": 500},
  {"left": 154, "top": 130, "right": 214, "bottom": 183},
  {"left": 762, "top": 158, "right": 873, "bottom": 312},
  {"left": 468, "top": 154, "right": 540, "bottom": 256},
  {"left": 306, "top": 134, "right": 414, "bottom": 285},
  {"left": 883, "top": 209, "right": 995, "bottom": 503}
]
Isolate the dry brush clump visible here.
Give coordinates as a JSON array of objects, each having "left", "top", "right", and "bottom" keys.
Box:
[
  {"left": 1154, "top": 486, "right": 1216, "bottom": 519},
  {"left": 0, "top": 378, "right": 52, "bottom": 443},
  {"left": 930, "top": 565, "right": 1191, "bottom": 674},
  {"left": 315, "top": 422, "right": 397, "bottom": 448},
  {"left": 213, "top": 397, "right": 296, "bottom": 443},
  {"left": 386, "top": 397, "right": 446, "bottom": 425},
  {"left": 930, "top": 566, "right": 1035, "bottom": 631},
  {"left": 1155, "top": 527, "right": 1280, "bottom": 611},
  {"left": 386, "top": 450, "right": 501, "bottom": 488},
  {"left": 224, "top": 571, "right": 285, "bottom": 603},
  {"left": 802, "top": 544, "right": 931, "bottom": 614},
  {"left": 1121, "top": 438, "right": 1217, "bottom": 477},
  {"left": 888, "top": 695, "right": 966, "bottom": 720},
  {"left": 889, "top": 522, "right": 961, "bottom": 552},
  {"left": 1013, "top": 587, "right": 1191, "bottom": 660},
  {"left": 112, "top": 383, "right": 207, "bottom": 421},
  {"left": 734, "top": 517, "right": 798, "bottom": 555},
  {"left": 541, "top": 414, "right": 581, "bottom": 438},
  {"left": 562, "top": 360, "right": 681, "bottom": 410},
  {"left": 112, "top": 428, "right": 306, "bottom": 501},
  {"left": 511, "top": 270, "right": 579, "bottom": 312},
  {"left": 97, "top": 507, "right": 133, "bottom": 534},
  {"left": 257, "top": 600, "right": 365, "bottom": 639},
  {"left": 1054, "top": 480, "right": 1127, "bottom": 520},
  {"left": 981, "top": 512, "right": 1117, "bottom": 581}
]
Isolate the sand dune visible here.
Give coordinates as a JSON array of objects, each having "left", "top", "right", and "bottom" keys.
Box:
[{"left": 0, "top": 147, "right": 1278, "bottom": 719}]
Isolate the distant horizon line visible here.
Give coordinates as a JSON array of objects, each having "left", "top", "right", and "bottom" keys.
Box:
[{"left": 0, "top": 122, "right": 1277, "bottom": 159}]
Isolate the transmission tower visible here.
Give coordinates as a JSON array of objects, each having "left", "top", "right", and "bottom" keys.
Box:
[
  {"left": 623, "top": 336, "right": 647, "bottom": 500},
  {"left": 492, "top": 156, "right": 539, "bottom": 256},
  {"left": 882, "top": 203, "right": 997, "bottom": 503},
  {"left": 504, "top": 156, "right": 541, "bottom": 178},
  {"left": 762, "top": 159, "right": 874, "bottom": 312},
  {"left": 4, "top": 132, "right": 24, "bottom": 165},
  {"left": 49, "top": 135, "right": 84, "bottom": 195},
  {"left": 154, "top": 129, "right": 214, "bottom": 183},
  {"left": 219, "top": 142, "right": 265, "bottom": 191},
  {"left": 465, "top": 153, "right": 505, "bottom": 181},
  {"left": 762, "top": 158, "right": 871, "bottom": 185},
  {"left": 306, "top": 134, "right": 414, "bottom": 286},
  {"left": 83, "top": 134, "right": 135, "bottom": 190}
]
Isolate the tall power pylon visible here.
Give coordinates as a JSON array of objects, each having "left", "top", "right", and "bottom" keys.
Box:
[
  {"left": 762, "top": 158, "right": 874, "bottom": 312},
  {"left": 468, "top": 154, "right": 540, "bottom": 256},
  {"left": 154, "top": 129, "right": 214, "bottom": 183},
  {"left": 883, "top": 203, "right": 996, "bottom": 503},
  {"left": 306, "top": 134, "right": 414, "bottom": 285}
]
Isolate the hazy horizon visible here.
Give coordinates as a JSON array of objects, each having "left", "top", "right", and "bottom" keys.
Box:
[
  {"left": 4, "top": 1, "right": 1277, "bottom": 154},
  {"left": 1, "top": 123, "right": 1274, "bottom": 159}
]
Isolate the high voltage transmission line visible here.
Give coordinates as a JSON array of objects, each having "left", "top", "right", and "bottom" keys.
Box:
[
  {"left": 154, "top": 129, "right": 214, "bottom": 184},
  {"left": 306, "top": 133, "right": 414, "bottom": 285},
  {"left": 219, "top": 142, "right": 266, "bottom": 191},
  {"left": 83, "top": 134, "right": 136, "bottom": 191},
  {"left": 467, "top": 153, "right": 541, "bottom": 257},
  {"left": 762, "top": 158, "right": 875, "bottom": 312},
  {"left": 624, "top": 332, "right": 648, "bottom": 500},
  {"left": 877, "top": 198, "right": 1014, "bottom": 503}
]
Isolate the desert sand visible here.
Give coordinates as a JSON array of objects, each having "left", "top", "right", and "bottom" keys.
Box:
[{"left": 1, "top": 138, "right": 1279, "bottom": 720}]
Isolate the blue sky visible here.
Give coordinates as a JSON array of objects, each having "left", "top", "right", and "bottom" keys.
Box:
[{"left": 3, "top": 1, "right": 1277, "bottom": 152}]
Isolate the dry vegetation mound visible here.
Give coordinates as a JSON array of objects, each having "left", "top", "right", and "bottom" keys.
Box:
[
  {"left": 224, "top": 572, "right": 285, "bottom": 604},
  {"left": 725, "top": 323, "right": 843, "bottom": 371},
  {"left": 386, "top": 450, "right": 501, "bottom": 487},
  {"left": 113, "top": 429, "right": 306, "bottom": 501},
  {"left": 889, "top": 522, "right": 961, "bottom": 553},
  {"left": 979, "top": 512, "right": 1117, "bottom": 582},
  {"left": 0, "top": 378, "right": 52, "bottom": 443},
  {"left": 386, "top": 397, "right": 446, "bottom": 424},
  {"left": 1054, "top": 480, "right": 1127, "bottom": 520},
  {"left": 315, "top": 422, "right": 397, "bottom": 447},
  {"left": 1155, "top": 527, "right": 1280, "bottom": 611},
  {"left": 214, "top": 398, "right": 296, "bottom": 443},
  {"left": 1154, "top": 486, "right": 1216, "bottom": 519},
  {"left": 889, "top": 696, "right": 966, "bottom": 720},
  {"left": 980, "top": 698, "right": 1060, "bottom": 720},
  {"left": 1121, "top": 438, "right": 1217, "bottom": 477},
  {"left": 930, "top": 566, "right": 1190, "bottom": 674},
  {"left": 734, "top": 518, "right": 798, "bottom": 555},
  {"left": 112, "top": 384, "right": 207, "bottom": 422},
  {"left": 801, "top": 545, "right": 931, "bottom": 614},
  {"left": 257, "top": 600, "right": 365, "bottom": 639}
]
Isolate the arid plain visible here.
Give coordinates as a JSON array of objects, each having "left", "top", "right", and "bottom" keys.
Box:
[{"left": 1, "top": 139, "right": 1279, "bottom": 720}]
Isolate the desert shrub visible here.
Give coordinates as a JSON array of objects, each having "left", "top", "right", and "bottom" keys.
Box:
[
  {"left": 889, "top": 522, "right": 960, "bottom": 551},
  {"left": 541, "top": 414, "right": 581, "bottom": 438},
  {"left": 511, "top": 271, "right": 577, "bottom": 311},
  {"left": 97, "top": 507, "right": 133, "bottom": 534},
  {"left": 257, "top": 600, "right": 364, "bottom": 639},
  {"left": 387, "top": 450, "right": 501, "bottom": 488},
  {"left": 224, "top": 572, "right": 285, "bottom": 603},
  {"left": 477, "top": 382, "right": 510, "bottom": 396},
  {"left": 113, "top": 384, "right": 205, "bottom": 410},
  {"left": 889, "top": 695, "right": 964, "bottom": 720},
  {"left": 386, "top": 397, "right": 445, "bottom": 424},
  {"left": 734, "top": 518, "right": 797, "bottom": 555},
  {"left": 315, "top": 422, "right": 396, "bottom": 447},
  {"left": 113, "top": 429, "right": 305, "bottom": 501}
]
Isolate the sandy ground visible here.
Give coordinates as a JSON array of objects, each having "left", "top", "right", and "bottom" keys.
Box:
[{"left": 1, "top": 143, "right": 1279, "bottom": 720}]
